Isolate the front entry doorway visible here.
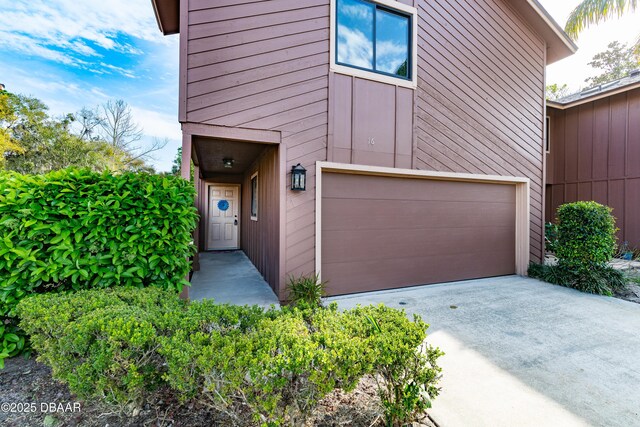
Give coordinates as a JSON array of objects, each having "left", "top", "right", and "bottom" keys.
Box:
[{"left": 207, "top": 184, "right": 240, "bottom": 250}]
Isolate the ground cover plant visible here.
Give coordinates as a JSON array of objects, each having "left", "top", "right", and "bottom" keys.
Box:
[
  {"left": 17, "top": 286, "right": 443, "bottom": 427},
  {"left": 0, "top": 168, "right": 198, "bottom": 366}
]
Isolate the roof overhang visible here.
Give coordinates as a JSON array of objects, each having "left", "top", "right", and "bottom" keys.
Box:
[
  {"left": 150, "top": 0, "right": 179, "bottom": 35},
  {"left": 547, "top": 81, "right": 640, "bottom": 110},
  {"left": 150, "top": 0, "right": 577, "bottom": 64},
  {"left": 507, "top": 0, "right": 577, "bottom": 65}
]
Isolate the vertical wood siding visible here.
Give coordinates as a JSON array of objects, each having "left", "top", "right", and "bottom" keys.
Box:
[
  {"left": 186, "top": 0, "right": 550, "bottom": 288},
  {"left": 413, "top": 0, "right": 546, "bottom": 262},
  {"left": 546, "top": 87, "right": 640, "bottom": 248},
  {"left": 241, "top": 147, "right": 280, "bottom": 290},
  {"left": 185, "top": 0, "right": 331, "bottom": 286}
]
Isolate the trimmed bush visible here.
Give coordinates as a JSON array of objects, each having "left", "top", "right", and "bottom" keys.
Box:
[
  {"left": 555, "top": 201, "right": 617, "bottom": 268},
  {"left": 530, "top": 201, "right": 622, "bottom": 295},
  {"left": 0, "top": 169, "right": 198, "bottom": 364},
  {"left": 17, "top": 287, "right": 443, "bottom": 426}
]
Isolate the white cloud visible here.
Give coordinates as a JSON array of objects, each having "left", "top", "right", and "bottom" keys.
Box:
[
  {"left": 340, "top": 3, "right": 373, "bottom": 21},
  {"left": 376, "top": 40, "right": 406, "bottom": 74},
  {"left": 0, "top": 0, "right": 167, "bottom": 75},
  {"left": 337, "top": 25, "right": 373, "bottom": 68}
]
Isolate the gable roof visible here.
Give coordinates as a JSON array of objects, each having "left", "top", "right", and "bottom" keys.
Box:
[
  {"left": 548, "top": 71, "right": 640, "bottom": 109},
  {"left": 150, "top": 0, "right": 577, "bottom": 64}
]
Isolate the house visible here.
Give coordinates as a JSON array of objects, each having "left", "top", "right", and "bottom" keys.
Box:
[
  {"left": 150, "top": 0, "right": 576, "bottom": 300},
  {"left": 546, "top": 70, "right": 640, "bottom": 249}
]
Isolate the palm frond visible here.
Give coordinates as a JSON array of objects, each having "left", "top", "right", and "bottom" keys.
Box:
[{"left": 565, "top": 0, "right": 638, "bottom": 39}]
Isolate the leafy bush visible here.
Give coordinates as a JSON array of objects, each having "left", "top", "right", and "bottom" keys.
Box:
[
  {"left": 528, "top": 262, "right": 625, "bottom": 296},
  {"left": 359, "top": 309, "right": 443, "bottom": 427},
  {"left": 545, "top": 222, "right": 559, "bottom": 253},
  {"left": 0, "top": 169, "right": 198, "bottom": 363},
  {"left": 285, "top": 273, "right": 326, "bottom": 309},
  {"left": 530, "top": 201, "right": 623, "bottom": 295},
  {"left": 555, "top": 201, "right": 617, "bottom": 268},
  {"left": 18, "top": 287, "right": 443, "bottom": 426}
]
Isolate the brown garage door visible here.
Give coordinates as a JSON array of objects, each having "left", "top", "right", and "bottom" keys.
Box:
[{"left": 321, "top": 172, "right": 516, "bottom": 296}]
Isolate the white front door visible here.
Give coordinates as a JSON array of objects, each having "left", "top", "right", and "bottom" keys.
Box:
[{"left": 207, "top": 185, "right": 239, "bottom": 250}]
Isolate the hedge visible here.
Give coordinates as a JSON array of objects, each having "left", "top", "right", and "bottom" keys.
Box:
[
  {"left": 0, "top": 169, "right": 198, "bottom": 365},
  {"left": 529, "top": 201, "right": 623, "bottom": 295},
  {"left": 17, "top": 287, "right": 443, "bottom": 427}
]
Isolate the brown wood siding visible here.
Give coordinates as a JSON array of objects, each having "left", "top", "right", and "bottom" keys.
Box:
[
  {"left": 413, "top": 0, "right": 546, "bottom": 263},
  {"left": 321, "top": 173, "right": 516, "bottom": 295},
  {"left": 185, "top": 0, "right": 331, "bottom": 289},
  {"left": 241, "top": 147, "right": 280, "bottom": 290},
  {"left": 186, "top": 0, "right": 551, "bottom": 294},
  {"left": 546, "top": 87, "right": 640, "bottom": 248},
  {"left": 327, "top": 74, "right": 414, "bottom": 168}
]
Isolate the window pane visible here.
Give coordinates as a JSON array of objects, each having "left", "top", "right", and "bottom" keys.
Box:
[
  {"left": 251, "top": 176, "right": 258, "bottom": 218},
  {"left": 375, "top": 9, "right": 409, "bottom": 77},
  {"left": 337, "top": 0, "right": 374, "bottom": 69}
]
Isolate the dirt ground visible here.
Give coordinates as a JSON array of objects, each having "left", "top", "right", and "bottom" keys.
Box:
[{"left": 0, "top": 356, "right": 436, "bottom": 427}]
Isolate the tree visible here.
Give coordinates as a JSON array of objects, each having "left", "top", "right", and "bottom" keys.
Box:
[
  {"left": 565, "top": 0, "right": 639, "bottom": 51},
  {"left": 546, "top": 83, "right": 571, "bottom": 101},
  {"left": 97, "top": 99, "right": 167, "bottom": 168},
  {"left": 585, "top": 41, "right": 639, "bottom": 86},
  {"left": 171, "top": 146, "right": 194, "bottom": 180}
]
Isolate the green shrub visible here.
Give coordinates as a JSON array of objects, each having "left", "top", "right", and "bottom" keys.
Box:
[
  {"left": 0, "top": 169, "right": 198, "bottom": 363},
  {"left": 18, "top": 287, "right": 443, "bottom": 426},
  {"left": 528, "top": 262, "right": 625, "bottom": 296},
  {"left": 555, "top": 201, "right": 617, "bottom": 268},
  {"left": 530, "top": 202, "right": 622, "bottom": 296},
  {"left": 545, "top": 222, "right": 559, "bottom": 253},
  {"left": 285, "top": 273, "right": 326, "bottom": 309}
]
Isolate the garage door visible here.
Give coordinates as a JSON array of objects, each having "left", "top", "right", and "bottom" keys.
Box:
[{"left": 321, "top": 172, "right": 517, "bottom": 296}]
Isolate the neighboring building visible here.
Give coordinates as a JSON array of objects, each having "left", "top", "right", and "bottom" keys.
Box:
[
  {"left": 151, "top": 0, "right": 576, "bottom": 299},
  {"left": 546, "top": 71, "right": 640, "bottom": 249}
]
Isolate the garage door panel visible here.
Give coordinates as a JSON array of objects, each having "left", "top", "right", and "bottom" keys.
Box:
[
  {"left": 321, "top": 172, "right": 517, "bottom": 295},
  {"left": 322, "top": 225, "right": 515, "bottom": 264},
  {"left": 323, "top": 173, "right": 516, "bottom": 203},
  {"left": 323, "top": 250, "right": 516, "bottom": 296},
  {"left": 322, "top": 199, "right": 515, "bottom": 230}
]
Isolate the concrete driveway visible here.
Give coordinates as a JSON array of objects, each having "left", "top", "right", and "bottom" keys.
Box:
[{"left": 328, "top": 276, "right": 640, "bottom": 427}]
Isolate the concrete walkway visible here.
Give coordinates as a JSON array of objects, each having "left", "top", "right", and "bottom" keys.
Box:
[
  {"left": 328, "top": 276, "right": 640, "bottom": 427},
  {"left": 190, "top": 251, "right": 279, "bottom": 308}
]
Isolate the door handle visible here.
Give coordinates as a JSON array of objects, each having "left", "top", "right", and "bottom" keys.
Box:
[{"left": 234, "top": 219, "right": 238, "bottom": 226}]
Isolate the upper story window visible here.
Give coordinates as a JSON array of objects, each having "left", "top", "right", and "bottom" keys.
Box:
[{"left": 332, "top": 0, "right": 417, "bottom": 88}]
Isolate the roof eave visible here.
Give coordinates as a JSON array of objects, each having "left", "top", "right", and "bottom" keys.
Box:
[
  {"left": 150, "top": 0, "right": 179, "bottom": 35},
  {"left": 509, "top": 0, "right": 577, "bottom": 65}
]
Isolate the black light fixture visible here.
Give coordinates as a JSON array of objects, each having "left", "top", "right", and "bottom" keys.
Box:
[
  {"left": 291, "top": 163, "right": 306, "bottom": 191},
  {"left": 222, "top": 158, "right": 234, "bottom": 168}
]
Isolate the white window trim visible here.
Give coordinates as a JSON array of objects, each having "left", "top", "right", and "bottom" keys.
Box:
[
  {"left": 250, "top": 171, "right": 258, "bottom": 221},
  {"left": 330, "top": 0, "right": 418, "bottom": 89},
  {"left": 545, "top": 116, "right": 551, "bottom": 153}
]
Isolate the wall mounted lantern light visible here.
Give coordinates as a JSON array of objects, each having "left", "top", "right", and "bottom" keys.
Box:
[{"left": 291, "top": 163, "right": 306, "bottom": 191}]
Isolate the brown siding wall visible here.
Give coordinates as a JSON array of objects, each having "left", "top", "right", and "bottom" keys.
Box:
[
  {"left": 241, "top": 147, "right": 280, "bottom": 290},
  {"left": 327, "top": 0, "right": 546, "bottom": 262},
  {"left": 185, "top": 0, "right": 331, "bottom": 286},
  {"left": 546, "top": 87, "right": 640, "bottom": 248},
  {"left": 413, "top": 0, "right": 546, "bottom": 262},
  {"left": 186, "top": 0, "right": 550, "bottom": 291}
]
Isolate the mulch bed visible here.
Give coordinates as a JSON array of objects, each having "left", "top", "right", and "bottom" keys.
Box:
[{"left": 0, "top": 357, "right": 436, "bottom": 427}]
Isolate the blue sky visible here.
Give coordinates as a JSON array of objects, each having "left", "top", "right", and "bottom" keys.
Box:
[{"left": 0, "top": 0, "right": 181, "bottom": 172}]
